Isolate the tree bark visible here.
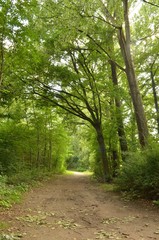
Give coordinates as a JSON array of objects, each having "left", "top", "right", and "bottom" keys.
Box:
[
  {"left": 109, "top": 60, "right": 128, "bottom": 158},
  {"left": 117, "top": 0, "right": 149, "bottom": 147}
]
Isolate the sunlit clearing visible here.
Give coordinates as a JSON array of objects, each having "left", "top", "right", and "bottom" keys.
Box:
[{"left": 66, "top": 170, "right": 92, "bottom": 176}]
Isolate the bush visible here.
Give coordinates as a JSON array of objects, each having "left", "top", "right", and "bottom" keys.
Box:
[
  {"left": 116, "top": 144, "right": 159, "bottom": 199},
  {"left": 143, "top": 144, "right": 159, "bottom": 196}
]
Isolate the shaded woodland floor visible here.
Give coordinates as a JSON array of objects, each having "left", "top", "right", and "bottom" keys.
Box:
[{"left": 1, "top": 172, "right": 159, "bottom": 240}]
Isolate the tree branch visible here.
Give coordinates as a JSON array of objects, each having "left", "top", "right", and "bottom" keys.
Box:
[
  {"left": 78, "top": 29, "right": 126, "bottom": 72},
  {"left": 143, "top": 0, "right": 159, "bottom": 7},
  {"left": 32, "top": 86, "right": 95, "bottom": 125}
]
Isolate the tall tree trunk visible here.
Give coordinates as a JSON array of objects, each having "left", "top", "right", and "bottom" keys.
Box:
[
  {"left": 150, "top": 70, "right": 159, "bottom": 134},
  {"left": 109, "top": 60, "right": 128, "bottom": 158},
  {"left": 94, "top": 122, "right": 110, "bottom": 181},
  {"left": 117, "top": 0, "right": 149, "bottom": 147}
]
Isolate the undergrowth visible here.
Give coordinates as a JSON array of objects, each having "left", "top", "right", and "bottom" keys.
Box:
[
  {"left": 116, "top": 143, "right": 159, "bottom": 200},
  {"left": 0, "top": 175, "right": 28, "bottom": 209}
]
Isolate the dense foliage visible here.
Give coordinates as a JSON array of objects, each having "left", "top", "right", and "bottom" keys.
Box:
[{"left": 0, "top": 102, "right": 69, "bottom": 176}]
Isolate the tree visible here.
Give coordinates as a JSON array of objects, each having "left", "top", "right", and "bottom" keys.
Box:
[
  {"left": 39, "top": 0, "right": 149, "bottom": 147},
  {"left": 117, "top": 0, "right": 148, "bottom": 147},
  {"left": 20, "top": 0, "right": 153, "bottom": 178},
  {"left": 31, "top": 44, "right": 111, "bottom": 180},
  {"left": 0, "top": 99, "right": 69, "bottom": 174},
  {"left": 132, "top": 0, "right": 159, "bottom": 136},
  {"left": 109, "top": 60, "right": 128, "bottom": 157}
]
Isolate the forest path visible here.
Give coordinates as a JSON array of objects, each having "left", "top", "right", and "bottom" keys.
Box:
[{"left": 1, "top": 173, "right": 159, "bottom": 240}]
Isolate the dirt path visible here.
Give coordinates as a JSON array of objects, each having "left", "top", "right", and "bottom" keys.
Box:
[{"left": 1, "top": 173, "right": 159, "bottom": 240}]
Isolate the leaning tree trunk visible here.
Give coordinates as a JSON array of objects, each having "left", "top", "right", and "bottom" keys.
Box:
[
  {"left": 109, "top": 60, "right": 128, "bottom": 158},
  {"left": 118, "top": 0, "right": 149, "bottom": 147}
]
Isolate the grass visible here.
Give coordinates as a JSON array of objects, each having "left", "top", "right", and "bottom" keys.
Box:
[{"left": 101, "top": 183, "right": 118, "bottom": 192}]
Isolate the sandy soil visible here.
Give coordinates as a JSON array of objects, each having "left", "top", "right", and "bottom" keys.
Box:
[{"left": 1, "top": 172, "right": 159, "bottom": 240}]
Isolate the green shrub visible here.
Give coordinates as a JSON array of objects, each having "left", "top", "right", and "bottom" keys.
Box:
[
  {"left": 116, "top": 152, "right": 145, "bottom": 192},
  {"left": 142, "top": 144, "right": 159, "bottom": 196},
  {"left": 116, "top": 143, "right": 159, "bottom": 199}
]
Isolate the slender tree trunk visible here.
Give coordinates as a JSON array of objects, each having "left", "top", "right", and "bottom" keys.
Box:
[
  {"left": 94, "top": 122, "right": 110, "bottom": 181},
  {"left": 112, "top": 150, "right": 118, "bottom": 177},
  {"left": 109, "top": 60, "right": 128, "bottom": 158},
  {"left": 24, "top": 101, "right": 33, "bottom": 168},
  {"left": 36, "top": 129, "right": 40, "bottom": 168},
  {"left": 118, "top": 0, "right": 149, "bottom": 147},
  {"left": 150, "top": 70, "right": 159, "bottom": 134},
  {"left": 49, "top": 138, "right": 53, "bottom": 170},
  {"left": 0, "top": 29, "right": 4, "bottom": 88},
  {"left": 43, "top": 117, "right": 47, "bottom": 166}
]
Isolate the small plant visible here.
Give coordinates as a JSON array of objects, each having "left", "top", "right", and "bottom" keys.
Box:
[{"left": 153, "top": 200, "right": 159, "bottom": 206}]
